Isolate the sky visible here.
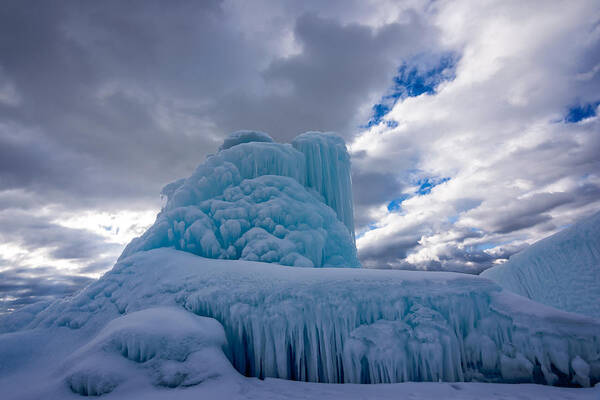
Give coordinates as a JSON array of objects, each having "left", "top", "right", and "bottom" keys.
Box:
[{"left": 0, "top": 0, "right": 599, "bottom": 312}]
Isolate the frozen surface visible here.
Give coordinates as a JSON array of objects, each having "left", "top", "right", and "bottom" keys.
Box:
[
  {"left": 122, "top": 132, "right": 359, "bottom": 267},
  {"left": 482, "top": 210, "right": 600, "bottom": 318},
  {"left": 3, "top": 249, "right": 599, "bottom": 392}
]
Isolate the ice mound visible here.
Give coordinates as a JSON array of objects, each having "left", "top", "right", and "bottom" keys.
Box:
[
  {"left": 121, "top": 131, "right": 359, "bottom": 267},
  {"left": 10, "top": 249, "right": 599, "bottom": 387},
  {"left": 63, "top": 307, "right": 233, "bottom": 395},
  {"left": 481, "top": 210, "right": 600, "bottom": 318}
]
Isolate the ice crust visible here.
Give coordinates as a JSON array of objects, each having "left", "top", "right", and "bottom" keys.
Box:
[
  {"left": 121, "top": 132, "right": 359, "bottom": 267},
  {"left": 7, "top": 249, "right": 599, "bottom": 388},
  {"left": 481, "top": 210, "right": 600, "bottom": 318}
]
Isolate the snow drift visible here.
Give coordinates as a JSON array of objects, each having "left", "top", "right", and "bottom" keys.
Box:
[
  {"left": 482, "top": 210, "right": 600, "bottom": 318},
  {"left": 121, "top": 131, "right": 359, "bottom": 267},
  {"left": 63, "top": 307, "right": 234, "bottom": 395}
]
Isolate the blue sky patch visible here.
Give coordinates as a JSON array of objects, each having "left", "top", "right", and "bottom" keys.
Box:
[
  {"left": 387, "top": 194, "right": 411, "bottom": 212},
  {"left": 474, "top": 242, "right": 498, "bottom": 251},
  {"left": 386, "top": 176, "right": 451, "bottom": 213},
  {"left": 365, "top": 53, "right": 458, "bottom": 128},
  {"left": 564, "top": 101, "right": 599, "bottom": 123},
  {"left": 415, "top": 177, "right": 450, "bottom": 195},
  {"left": 356, "top": 222, "right": 379, "bottom": 239}
]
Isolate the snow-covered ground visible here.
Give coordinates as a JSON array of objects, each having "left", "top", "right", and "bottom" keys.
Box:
[
  {"left": 482, "top": 210, "right": 600, "bottom": 318},
  {"left": 1, "top": 249, "right": 599, "bottom": 399}
]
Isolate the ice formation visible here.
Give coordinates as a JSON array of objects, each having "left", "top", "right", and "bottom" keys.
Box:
[
  {"left": 5, "top": 249, "right": 599, "bottom": 388},
  {"left": 2, "top": 132, "right": 600, "bottom": 399},
  {"left": 121, "top": 131, "right": 359, "bottom": 267},
  {"left": 292, "top": 132, "right": 355, "bottom": 241},
  {"left": 482, "top": 210, "right": 600, "bottom": 318},
  {"left": 219, "top": 130, "right": 274, "bottom": 151}
]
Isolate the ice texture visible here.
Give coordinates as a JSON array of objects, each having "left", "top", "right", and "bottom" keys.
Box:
[
  {"left": 292, "top": 132, "right": 355, "bottom": 240},
  {"left": 121, "top": 132, "right": 359, "bottom": 267},
  {"left": 7, "top": 249, "right": 599, "bottom": 387},
  {"left": 481, "top": 210, "right": 600, "bottom": 318},
  {"left": 219, "top": 130, "right": 274, "bottom": 151}
]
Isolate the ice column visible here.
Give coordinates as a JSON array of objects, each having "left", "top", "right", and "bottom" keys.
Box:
[{"left": 292, "top": 132, "right": 355, "bottom": 241}]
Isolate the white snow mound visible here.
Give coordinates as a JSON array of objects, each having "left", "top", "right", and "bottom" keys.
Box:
[
  {"left": 481, "top": 210, "right": 600, "bottom": 318},
  {"left": 63, "top": 307, "right": 233, "bottom": 396}
]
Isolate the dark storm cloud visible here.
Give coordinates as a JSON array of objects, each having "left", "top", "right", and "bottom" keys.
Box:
[
  {"left": 360, "top": 234, "right": 421, "bottom": 267},
  {"left": 0, "top": 264, "right": 93, "bottom": 313},
  {"left": 476, "top": 192, "right": 575, "bottom": 235},
  {"left": 0, "top": 211, "right": 118, "bottom": 311},
  {"left": 0, "top": 211, "right": 120, "bottom": 261},
  {"left": 210, "top": 13, "right": 438, "bottom": 142},
  {"left": 0, "top": 0, "right": 259, "bottom": 208},
  {"left": 0, "top": 1, "right": 438, "bottom": 211},
  {"left": 352, "top": 170, "right": 406, "bottom": 229}
]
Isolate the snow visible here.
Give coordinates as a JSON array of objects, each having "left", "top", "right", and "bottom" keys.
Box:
[
  {"left": 122, "top": 132, "right": 359, "bottom": 267},
  {"left": 63, "top": 307, "right": 233, "bottom": 396},
  {"left": 481, "top": 210, "right": 600, "bottom": 318},
  {"left": 3, "top": 249, "right": 599, "bottom": 394}
]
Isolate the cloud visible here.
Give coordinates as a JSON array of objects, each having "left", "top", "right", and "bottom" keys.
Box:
[
  {"left": 208, "top": 12, "right": 440, "bottom": 142},
  {"left": 0, "top": 263, "right": 94, "bottom": 314},
  {"left": 354, "top": 0, "right": 600, "bottom": 272},
  {"left": 0, "top": 211, "right": 121, "bottom": 261}
]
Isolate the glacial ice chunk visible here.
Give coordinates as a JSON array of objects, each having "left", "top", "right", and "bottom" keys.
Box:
[{"left": 481, "top": 210, "right": 600, "bottom": 318}]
